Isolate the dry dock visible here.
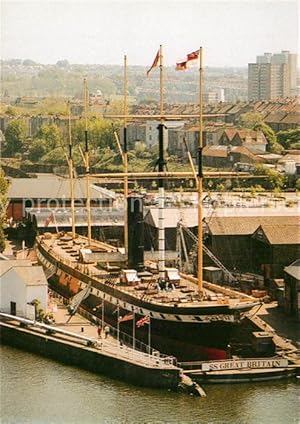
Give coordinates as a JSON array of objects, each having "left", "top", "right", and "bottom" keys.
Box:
[{"left": 0, "top": 298, "right": 182, "bottom": 390}]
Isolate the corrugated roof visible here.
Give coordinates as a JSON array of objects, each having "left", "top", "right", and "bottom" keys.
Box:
[
  {"left": 279, "top": 153, "right": 300, "bottom": 164},
  {"left": 284, "top": 259, "right": 300, "bottom": 280},
  {"left": 203, "top": 146, "right": 228, "bottom": 157},
  {"left": 208, "top": 216, "right": 299, "bottom": 236},
  {"left": 8, "top": 176, "right": 116, "bottom": 200},
  {"left": 255, "top": 224, "right": 300, "bottom": 245},
  {"left": 280, "top": 113, "right": 300, "bottom": 125},
  {"left": 144, "top": 208, "right": 198, "bottom": 228}
]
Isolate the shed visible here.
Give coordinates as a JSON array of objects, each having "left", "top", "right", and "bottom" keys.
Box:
[
  {"left": 284, "top": 259, "right": 300, "bottom": 321},
  {"left": 0, "top": 259, "right": 48, "bottom": 319},
  {"left": 206, "top": 216, "right": 299, "bottom": 274},
  {"left": 252, "top": 222, "right": 300, "bottom": 279}
]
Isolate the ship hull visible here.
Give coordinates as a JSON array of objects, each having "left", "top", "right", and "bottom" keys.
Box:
[{"left": 36, "top": 239, "right": 254, "bottom": 361}]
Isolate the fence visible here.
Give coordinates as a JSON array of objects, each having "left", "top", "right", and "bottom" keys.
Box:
[{"left": 48, "top": 288, "right": 177, "bottom": 368}]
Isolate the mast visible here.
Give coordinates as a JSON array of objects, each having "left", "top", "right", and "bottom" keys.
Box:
[
  {"left": 68, "top": 102, "right": 76, "bottom": 240},
  {"left": 83, "top": 78, "right": 92, "bottom": 245},
  {"left": 123, "top": 55, "right": 129, "bottom": 258},
  {"left": 197, "top": 47, "right": 204, "bottom": 296},
  {"left": 158, "top": 44, "right": 165, "bottom": 283}
]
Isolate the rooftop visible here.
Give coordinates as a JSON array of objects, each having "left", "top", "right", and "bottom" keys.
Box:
[
  {"left": 208, "top": 216, "right": 299, "bottom": 236},
  {"left": 254, "top": 224, "right": 300, "bottom": 245},
  {"left": 0, "top": 260, "right": 48, "bottom": 286},
  {"left": 284, "top": 259, "right": 300, "bottom": 280},
  {"left": 0, "top": 259, "right": 32, "bottom": 276},
  {"left": 8, "top": 175, "right": 117, "bottom": 200}
]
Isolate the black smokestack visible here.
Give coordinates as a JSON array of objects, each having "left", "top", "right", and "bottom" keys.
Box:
[{"left": 127, "top": 196, "right": 144, "bottom": 272}]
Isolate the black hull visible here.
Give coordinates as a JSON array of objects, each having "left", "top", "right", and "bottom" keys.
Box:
[
  {"left": 36, "top": 240, "right": 255, "bottom": 361},
  {"left": 50, "top": 277, "right": 232, "bottom": 361}
]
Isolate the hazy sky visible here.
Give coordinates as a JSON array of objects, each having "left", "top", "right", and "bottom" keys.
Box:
[{"left": 1, "top": 0, "right": 299, "bottom": 67}]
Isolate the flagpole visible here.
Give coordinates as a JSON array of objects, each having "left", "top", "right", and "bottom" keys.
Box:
[
  {"left": 133, "top": 311, "right": 135, "bottom": 350},
  {"left": 197, "top": 46, "right": 204, "bottom": 297},
  {"left": 117, "top": 304, "right": 120, "bottom": 343},
  {"left": 68, "top": 102, "right": 76, "bottom": 240},
  {"left": 123, "top": 54, "right": 129, "bottom": 260},
  {"left": 84, "top": 78, "right": 92, "bottom": 246},
  {"left": 148, "top": 316, "right": 151, "bottom": 355},
  {"left": 102, "top": 298, "right": 105, "bottom": 327},
  {"left": 158, "top": 44, "right": 165, "bottom": 284},
  {"left": 159, "top": 44, "right": 163, "bottom": 117}
]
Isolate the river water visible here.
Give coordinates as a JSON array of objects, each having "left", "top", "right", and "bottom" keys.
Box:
[{"left": 1, "top": 345, "right": 299, "bottom": 424}]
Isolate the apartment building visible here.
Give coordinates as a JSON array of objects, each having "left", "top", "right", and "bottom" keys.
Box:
[{"left": 248, "top": 51, "right": 297, "bottom": 101}]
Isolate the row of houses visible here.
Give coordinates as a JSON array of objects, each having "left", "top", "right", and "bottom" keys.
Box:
[
  {"left": 1, "top": 97, "right": 298, "bottom": 140},
  {"left": 132, "top": 97, "right": 300, "bottom": 130}
]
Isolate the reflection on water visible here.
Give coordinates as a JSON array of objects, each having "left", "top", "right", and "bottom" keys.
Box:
[{"left": 1, "top": 345, "right": 299, "bottom": 424}]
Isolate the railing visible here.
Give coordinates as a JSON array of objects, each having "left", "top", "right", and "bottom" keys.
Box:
[
  {"left": 0, "top": 309, "right": 176, "bottom": 369},
  {"left": 48, "top": 289, "right": 177, "bottom": 367}
]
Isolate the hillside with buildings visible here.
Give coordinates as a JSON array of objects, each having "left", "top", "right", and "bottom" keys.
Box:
[{"left": 1, "top": 60, "right": 248, "bottom": 104}]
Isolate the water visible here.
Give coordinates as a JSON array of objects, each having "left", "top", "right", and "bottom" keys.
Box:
[{"left": 1, "top": 345, "right": 299, "bottom": 424}]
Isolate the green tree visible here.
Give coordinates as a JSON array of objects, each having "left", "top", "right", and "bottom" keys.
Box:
[
  {"left": 257, "top": 122, "right": 283, "bottom": 154},
  {"left": 72, "top": 118, "right": 116, "bottom": 151},
  {"left": 4, "top": 119, "right": 27, "bottom": 157},
  {"left": 277, "top": 128, "right": 300, "bottom": 150},
  {"left": 41, "top": 146, "right": 66, "bottom": 165},
  {"left": 254, "top": 164, "right": 285, "bottom": 190},
  {"left": 0, "top": 167, "right": 8, "bottom": 252},
  {"left": 239, "top": 112, "right": 283, "bottom": 154},
  {"left": 239, "top": 112, "right": 263, "bottom": 129},
  {"left": 35, "top": 123, "right": 62, "bottom": 149},
  {"left": 28, "top": 138, "right": 48, "bottom": 161}
]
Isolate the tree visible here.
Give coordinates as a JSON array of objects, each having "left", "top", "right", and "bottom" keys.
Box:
[
  {"left": 239, "top": 112, "right": 263, "bottom": 129},
  {"left": 28, "top": 138, "right": 48, "bottom": 161},
  {"left": 254, "top": 164, "right": 285, "bottom": 190},
  {"left": 257, "top": 122, "right": 283, "bottom": 154},
  {"left": 56, "top": 59, "right": 70, "bottom": 68},
  {"left": 22, "top": 59, "right": 37, "bottom": 66},
  {"left": 277, "top": 129, "right": 300, "bottom": 150},
  {"left": 5, "top": 106, "right": 18, "bottom": 116},
  {"left": 4, "top": 120, "right": 27, "bottom": 157},
  {"left": 41, "top": 146, "right": 66, "bottom": 165},
  {"left": 0, "top": 167, "right": 8, "bottom": 252},
  {"left": 239, "top": 112, "right": 283, "bottom": 154},
  {"left": 35, "top": 124, "right": 62, "bottom": 149}
]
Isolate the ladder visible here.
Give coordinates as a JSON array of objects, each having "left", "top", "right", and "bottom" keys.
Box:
[{"left": 179, "top": 222, "right": 238, "bottom": 284}]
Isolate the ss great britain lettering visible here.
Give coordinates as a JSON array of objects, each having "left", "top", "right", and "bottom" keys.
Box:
[{"left": 35, "top": 47, "right": 259, "bottom": 361}]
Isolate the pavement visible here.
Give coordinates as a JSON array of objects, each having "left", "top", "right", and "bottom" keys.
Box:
[{"left": 256, "top": 302, "right": 300, "bottom": 346}]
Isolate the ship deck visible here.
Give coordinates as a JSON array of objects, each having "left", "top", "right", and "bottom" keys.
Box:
[{"left": 38, "top": 234, "right": 257, "bottom": 311}]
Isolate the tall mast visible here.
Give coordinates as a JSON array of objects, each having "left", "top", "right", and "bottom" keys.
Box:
[
  {"left": 197, "top": 46, "right": 204, "bottom": 296},
  {"left": 84, "top": 78, "right": 92, "bottom": 245},
  {"left": 68, "top": 102, "right": 76, "bottom": 240},
  {"left": 123, "top": 55, "right": 129, "bottom": 258},
  {"left": 158, "top": 44, "right": 165, "bottom": 282}
]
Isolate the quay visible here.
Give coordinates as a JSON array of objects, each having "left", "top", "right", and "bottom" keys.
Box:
[
  {"left": 0, "top": 294, "right": 205, "bottom": 395},
  {"left": 177, "top": 304, "right": 300, "bottom": 384},
  {"left": 0, "top": 299, "right": 181, "bottom": 390}
]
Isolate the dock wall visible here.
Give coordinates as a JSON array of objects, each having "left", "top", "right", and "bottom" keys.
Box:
[{"left": 0, "top": 322, "right": 180, "bottom": 390}]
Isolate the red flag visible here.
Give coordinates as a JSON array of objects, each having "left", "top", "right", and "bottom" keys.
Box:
[
  {"left": 118, "top": 313, "right": 134, "bottom": 323},
  {"left": 136, "top": 315, "right": 150, "bottom": 328},
  {"left": 175, "top": 61, "right": 187, "bottom": 71},
  {"left": 187, "top": 49, "right": 200, "bottom": 62},
  {"left": 44, "top": 212, "right": 54, "bottom": 227},
  {"left": 147, "top": 50, "right": 160, "bottom": 76}
]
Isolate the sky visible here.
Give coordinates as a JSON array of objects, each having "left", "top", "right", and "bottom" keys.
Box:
[{"left": 1, "top": 0, "right": 299, "bottom": 67}]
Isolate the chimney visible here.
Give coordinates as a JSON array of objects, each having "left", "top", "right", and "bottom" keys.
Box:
[{"left": 127, "top": 196, "right": 144, "bottom": 272}]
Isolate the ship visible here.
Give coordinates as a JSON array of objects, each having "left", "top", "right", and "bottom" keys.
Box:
[{"left": 35, "top": 47, "right": 259, "bottom": 361}]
